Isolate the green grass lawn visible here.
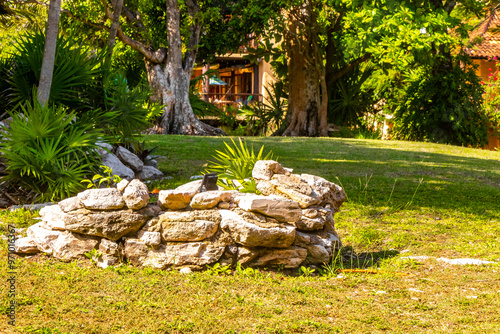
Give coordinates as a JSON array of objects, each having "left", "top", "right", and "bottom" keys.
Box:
[{"left": 1, "top": 136, "right": 499, "bottom": 333}]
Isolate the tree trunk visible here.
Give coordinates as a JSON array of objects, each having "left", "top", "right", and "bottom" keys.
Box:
[
  {"left": 282, "top": 2, "right": 328, "bottom": 137},
  {"left": 146, "top": 61, "right": 224, "bottom": 135},
  {"left": 108, "top": 0, "right": 124, "bottom": 59},
  {"left": 38, "top": 0, "right": 62, "bottom": 107},
  {"left": 147, "top": 0, "right": 225, "bottom": 136}
]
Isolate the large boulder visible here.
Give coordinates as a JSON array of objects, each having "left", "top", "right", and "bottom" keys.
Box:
[
  {"left": 219, "top": 210, "right": 295, "bottom": 248},
  {"left": 252, "top": 160, "right": 289, "bottom": 181},
  {"left": 122, "top": 179, "right": 150, "bottom": 210},
  {"left": 137, "top": 166, "right": 163, "bottom": 180},
  {"left": 101, "top": 152, "right": 135, "bottom": 180},
  {"left": 97, "top": 238, "right": 122, "bottom": 268},
  {"left": 158, "top": 180, "right": 201, "bottom": 210},
  {"left": 251, "top": 247, "right": 307, "bottom": 268},
  {"left": 294, "top": 230, "right": 341, "bottom": 264},
  {"left": 14, "top": 237, "right": 40, "bottom": 254},
  {"left": 236, "top": 194, "right": 302, "bottom": 223},
  {"left": 159, "top": 210, "right": 220, "bottom": 242},
  {"left": 58, "top": 196, "right": 83, "bottom": 213},
  {"left": 39, "top": 205, "right": 70, "bottom": 230},
  {"left": 300, "top": 174, "right": 346, "bottom": 211},
  {"left": 190, "top": 191, "right": 232, "bottom": 210},
  {"left": 62, "top": 206, "right": 156, "bottom": 241},
  {"left": 27, "top": 222, "right": 63, "bottom": 254},
  {"left": 124, "top": 239, "right": 224, "bottom": 269},
  {"left": 116, "top": 146, "right": 144, "bottom": 172},
  {"left": 256, "top": 174, "right": 320, "bottom": 209},
  {"left": 51, "top": 232, "right": 99, "bottom": 262},
  {"left": 78, "top": 188, "right": 125, "bottom": 210}
]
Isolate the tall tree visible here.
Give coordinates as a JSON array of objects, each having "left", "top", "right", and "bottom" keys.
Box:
[
  {"left": 63, "top": 0, "right": 268, "bottom": 136},
  {"left": 38, "top": 0, "right": 62, "bottom": 107}
]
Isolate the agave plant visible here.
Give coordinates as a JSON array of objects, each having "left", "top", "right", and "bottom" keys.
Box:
[
  {"left": 205, "top": 138, "right": 274, "bottom": 192},
  {"left": 0, "top": 101, "right": 102, "bottom": 201}
]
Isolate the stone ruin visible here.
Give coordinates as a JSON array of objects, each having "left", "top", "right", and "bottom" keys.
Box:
[{"left": 14, "top": 160, "right": 346, "bottom": 270}]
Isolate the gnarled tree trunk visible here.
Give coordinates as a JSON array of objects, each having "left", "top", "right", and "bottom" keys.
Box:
[
  {"left": 100, "top": 0, "right": 224, "bottom": 136},
  {"left": 282, "top": 1, "right": 328, "bottom": 137}
]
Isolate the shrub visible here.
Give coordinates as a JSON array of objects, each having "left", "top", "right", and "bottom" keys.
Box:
[
  {"left": 391, "top": 57, "right": 488, "bottom": 147},
  {"left": 0, "top": 101, "right": 101, "bottom": 201},
  {"left": 205, "top": 138, "right": 273, "bottom": 192}
]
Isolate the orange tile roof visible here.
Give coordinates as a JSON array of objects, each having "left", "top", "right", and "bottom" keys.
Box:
[{"left": 467, "top": 12, "right": 500, "bottom": 59}]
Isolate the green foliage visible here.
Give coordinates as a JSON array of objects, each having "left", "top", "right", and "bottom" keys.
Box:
[
  {"left": 239, "top": 82, "right": 287, "bottom": 136},
  {"left": 391, "top": 57, "right": 488, "bottom": 147},
  {"left": 0, "top": 29, "right": 103, "bottom": 113},
  {"left": 0, "top": 101, "right": 101, "bottom": 201},
  {"left": 99, "top": 74, "right": 162, "bottom": 144},
  {"left": 328, "top": 64, "right": 376, "bottom": 128},
  {"left": 205, "top": 138, "right": 273, "bottom": 192},
  {"left": 85, "top": 248, "right": 102, "bottom": 265},
  {"left": 205, "top": 263, "right": 232, "bottom": 276},
  {"left": 81, "top": 165, "right": 122, "bottom": 189},
  {"left": 298, "top": 266, "right": 316, "bottom": 277}
]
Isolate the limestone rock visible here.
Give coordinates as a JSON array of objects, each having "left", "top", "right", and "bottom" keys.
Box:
[
  {"left": 145, "top": 157, "right": 158, "bottom": 168},
  {"left": 294, "top": 216, "right": 325, "bottom": 231},
  {"left": 300, "top": 174, "right": 346, "bottom": 211},
  {"left": 159, "top": 210, "right": 220, "bottom": 242},
  {"left": 138, "top": 231, "right": 161, "bottom": 246},
  {"left": 96, "top": 142, "right": 113, "bottom": 157},
  {"left": 63, "top": 206, "right": 156, "bottom": 241},
  {"left": 190, "top": 191, "right": 232, "bottom": 210},
  {"left": 39, "top": 205, "right": 69, "bottom": 230},
  {"left": 252, "top": 160, "right": 288, "bottom": 181},
  {"left": 236, "top": 194, "right": 302, "bottom": 223},
  {"left": 14, "top": 237, "right": 40, "bottom": 254},
  {"left": 52, "top": 232, "right": 99, "bottom": 262},
  {"left": 78, "top": 188, "right": 125, "bottom": 210},
  {"left": 97, "top": 238, "right": 121, "bottom": 268},
  {"left": 219, "top": 210, "right": 295, "bottom": 248},
  {"left": 257, "top": 174, "right": 320, "bottom": 209},
  {"left": 116, "top": 179, "right": 130, "bottom": 192},
  {"left": 123, "top": 179, "right": 150, "bottom": 210},
  {"left": 27, "top": 222, "right": 63, "bottom": 253},
  {"left": 237, "top": 246, "right": 259, "bottom": 265},
  {"left": 101, "top": 152, "right": 135, "bottom": 180},
  {"left": 116, "top": 146, "right": 144, "bottom": 172},
  {"left": 58, "top": 196, "right": 83, "bottom": 213},
  {"left": 252, "top": 247, "right": 307, "bottom": 268},
  {"left": 294, "top": 230, "right": 341, "bottom": 264},
  {"left": 140, "top": 218, "right": 161, "bottom": 232},
  {"left": 158, "top": 180, "right": 201, "bottom": 210},
  {"left": 137, "top": 166, "right": 163, "bottom": 180},
  {"left": 124, "top": 239, "right": 224, "bottom": 269}
]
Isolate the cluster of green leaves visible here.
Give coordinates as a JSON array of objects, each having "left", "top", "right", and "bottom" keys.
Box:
[
  {"left": 390, "top": 56, "right": 488, "bottom": 147},
  {"left": 81, "top": 165, "right": 122, "bottom": 189},
  {"left": 205, "top": 138, "right": 273, "bottom": 193},
  {"left": 0, "top": 102, "right": 101, "bottom": 201},
  {"left": 239, "top": 82, "right": 288, "bottom": 136},
  {"left": 0, "top": 30, "right": 162, "bottom": 201}
]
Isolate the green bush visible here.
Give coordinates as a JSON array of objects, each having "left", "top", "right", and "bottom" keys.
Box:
[
  {"left": 0, "top": 29, "right": 102, "bottom": 113},
  {"left": 205, "top": 138, "right": 273, "bottom": 192},
  {"left": 391, "top": 58, "right": 488, "bottom": 147},
  {"left": 0, "top": 101, "right": 101, "bottom": 201}
]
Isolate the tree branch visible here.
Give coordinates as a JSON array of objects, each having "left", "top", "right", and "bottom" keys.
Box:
[
  {"left": 329, "top": 53, "right": 371, "bottom": 84},
  {"left": 101, "top": 0, "right": 164, "bottom": 63},
  {"left": 62, "top": 8, "right": 108, "bottom": 30},
  {"left": 183, "top": 0, "right": 201, "bottom": 72}
]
